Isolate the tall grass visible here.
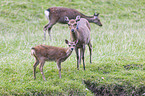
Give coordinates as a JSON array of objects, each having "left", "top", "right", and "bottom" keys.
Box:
[{"left": 0, "top": 0, "right": 145, "bottom": 95}]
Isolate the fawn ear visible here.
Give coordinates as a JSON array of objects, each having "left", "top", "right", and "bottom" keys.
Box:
[
  {"left": 76, "top": 15, "right": 80, "bottom": 22},
  {"left": 65, "top": 16, "right": 69, "bottom": 22},
  {"left": 65, "top": 39, "right": 69, "bottom": 44}
]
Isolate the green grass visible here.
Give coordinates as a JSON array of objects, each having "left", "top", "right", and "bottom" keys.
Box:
[{"left": 0, "top": 0, "right": 145, "bottom": 95}]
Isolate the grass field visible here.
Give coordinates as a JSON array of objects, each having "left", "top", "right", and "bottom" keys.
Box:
[{"left": 0, "top": 0, "right": 145, "bottom": 95}]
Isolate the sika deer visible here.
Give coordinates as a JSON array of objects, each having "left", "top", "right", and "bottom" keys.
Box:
[
  {"left": 43, "top": 7, "right": 102, "bottom": 40},
  {"left": 31, "top": 39, "right": 77, "bottom": 80},
  {"left": 65, "top": 16, "right": 92, "bottom": 70}
]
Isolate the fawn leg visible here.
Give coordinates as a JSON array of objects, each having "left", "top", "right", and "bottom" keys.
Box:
[
  {"left": 57, "top": 61, "right": 61, "bottom": 78},
  {"left": 33, "top": 58, "right": 39, "bottom": 80},
  {"left": 39, "top": 61, "right": 46, "bottom": 81}
]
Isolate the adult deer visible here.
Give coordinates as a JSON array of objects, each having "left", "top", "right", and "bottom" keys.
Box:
[
  {"left": 31, "top": 39, "right": 77, "bottom": 80},
  {"left": 43, "top": 7, "right": 102, "bottom": 40},
  {"left": 65, "top": 15, "right": 92, "bottom": 70}
]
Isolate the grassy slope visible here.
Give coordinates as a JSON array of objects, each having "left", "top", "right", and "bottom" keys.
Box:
[{"left": 0, "top": 0, "right": 145, "bottom": 95}]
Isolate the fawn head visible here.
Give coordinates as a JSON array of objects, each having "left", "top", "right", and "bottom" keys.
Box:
[
  {"left": 65, "top": 15, "right": 80, "bottom": 33},
  {"left": 65, "top": 39, "right": 78, "bottom": 51}
]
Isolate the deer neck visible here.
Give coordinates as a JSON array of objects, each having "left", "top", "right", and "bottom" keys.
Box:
[
  {"left": 85, "top": 17, "right": 94, "bottom": 23},
  {"left": 70, "top": 30, "right": 78, "bottom": 41},
  {"left": 66, "top": 48, "right": 73, "bottom": 57},
  {"left": 59, "top": 48, "right": 73, "bottom": 62},
  {"left": 81, "top": 14, "right": 94, "bottom": 23}
]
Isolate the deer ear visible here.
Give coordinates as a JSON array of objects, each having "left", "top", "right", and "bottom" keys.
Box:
[
  {"left": 94, "top": 13, "right": 97, "bottom": 16},
  {"left": 76, "top": 15, "right": 80, "bottom": 22},
  {"left": 94, "top": 13, "right": 100, "bottom": 19},
  {"left": 97, "top": 13, "right": 100, "bottom": 16},
  {"left": 65, "top": 16, "right": 69, "bottom": 22},
  {"left": 94, "top": 13, "right": 99, "bottom": 16},
  {"left": 65, "top": 39, "right": 69, "bottom": 44}
]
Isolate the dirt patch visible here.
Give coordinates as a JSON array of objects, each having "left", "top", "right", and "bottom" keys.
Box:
[{"left": 84, "top": 80, "right": 145, "bottom": 96}]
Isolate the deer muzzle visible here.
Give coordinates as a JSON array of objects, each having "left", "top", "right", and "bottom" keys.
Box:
[
  {"left": 71, "top": 48, "right": 74, "bottom": 51},
  {"left": 71, "top": 29, "right": 75, "bottom": 32}
]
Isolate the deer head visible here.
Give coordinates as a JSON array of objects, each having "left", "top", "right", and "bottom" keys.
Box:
[
  {"left": 92, "top": 13, "right": 102, "bottom": 26},
  {"left": 65, "top": 39, "right": 78, "bottom": 51},
  {"left": 65, "top": 15, "right": 80, "bottom": 33}
]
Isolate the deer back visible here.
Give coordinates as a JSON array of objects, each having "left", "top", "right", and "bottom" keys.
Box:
[
  {"left": 32, "top": 45, "right": 68, "bottom": 61},
  {"left": 48, "top": 7, "right": 82, "bottom": 24},
  {"left": 74, "top": 18, "right": 91, "bottom": 44}
]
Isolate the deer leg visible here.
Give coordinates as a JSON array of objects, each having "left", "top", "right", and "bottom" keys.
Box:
[
  {"left": 88, "top": 42, "right": 92, "bottom": 64},
  {"left": 43, "top": 23, "right": 49, "bottom": 31},
  {"left": 56, "top": 61, "right": 61, "bottom": 78},
  {"left": 43, "top": 19, "right": 58, "bottom": 40},
  {"left": 39, "top": 60, "right": 46, "bottom": 81},
  {"left": 75, "top": 48, "right": 80, "bottom": 70},
  {"left": 43, "top": 23, "right": 54, "bottom": 40},
  {"left": 43, "top": 23, "right": 49, "bottom": 40},
  {"left": 47, "top": 26, "right": 53, "bottom": 40},
  {"left": 33, "top": 58, "right": 39, "bottom": 80},
  {"left": 79, "top": 49, "right": 82, "bottom": 65},
  {"left": 81, "top": 45, "right": 86, "bottom": 70}
]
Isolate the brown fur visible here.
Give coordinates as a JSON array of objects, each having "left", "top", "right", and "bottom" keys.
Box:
[
  {"left": 32, "top": 45, "right": 69, "bottom": 62},
  {"left": 66, "top": 16, "right": 92, "bottom": 70},
  {"left": 31, "top": 40, "right": 77, "bottom": 80},
  {"left": 43, "top": 7, "right": 102, "bottom": 40}
]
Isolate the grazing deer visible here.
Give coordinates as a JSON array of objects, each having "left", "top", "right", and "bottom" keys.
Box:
[
  {"left": 65, "top": 15, "right": 92, "bottom": 70},
  {"left": 31, "top": 39, "right": 77, "bottom": 80},
  {"left": 43, "top": 7, "right": 102, "bottom": 40}
]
